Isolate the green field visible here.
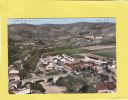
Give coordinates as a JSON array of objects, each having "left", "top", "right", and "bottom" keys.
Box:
[
  {"left": 42, "top": 48, "right": 92, "bottom": 57},
  {"left": 71, "top": 55, "right": 85, "bottom": 59},
  {"left": 92, "top": 47, "right": 116, "bottom": 59},
  {"left": 92, "top": 47, "right": 116, "bottom": 52},
  {"left": 92, "top": 51, "right": 116, "bottom": 59},
  {"left": 42, "top": 47, "right": 116, "bottom": 59}
]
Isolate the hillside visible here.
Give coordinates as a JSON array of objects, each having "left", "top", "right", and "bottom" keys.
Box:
[{"left": 8, "top": 22, "right": 116, "bottom": 47}]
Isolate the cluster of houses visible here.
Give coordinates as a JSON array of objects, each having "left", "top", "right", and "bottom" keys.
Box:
[
  {"left": 8, "top": 69, "right": 31, "bottom": 94},
  {"left": 38, "top": 54, "right": 79, "bottom": 71},
  {"left": 38, "top": 54, "right": 116, "bottom": 93},
  {"left": 8, "top": 53, "right": 116, "bottom": 94}
]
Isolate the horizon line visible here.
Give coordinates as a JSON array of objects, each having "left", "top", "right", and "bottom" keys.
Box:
[{"left": 8, "top": 18, "right": 116, "bottom": 25}]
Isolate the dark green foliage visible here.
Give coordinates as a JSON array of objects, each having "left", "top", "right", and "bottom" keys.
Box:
[
  {"left": 105, "top": 67, "right": 111, "bottom": 73},
  {"left": 8, "top": 39, "right": 22, "bottom": 65},
  {"left": 37, "top": 40, "right": 44, "bottom": 45},
  {"left": 18, "top": 30, "right": 33, "bottom": 39},
  {"left": 79, "top": 84, "right": 97, "bottom": 93},
  {"left": 23, "top": 47, "right": 41, "bottom": 71},
  {"left": 19, "top": 69, "right": 31, "bottom": 79},
  {"left": 87, "top": 86, "right": 97, "bottom": 93},
  {"left": 79, "top": 31, "right": 89, "bottom": 35},
  {"left": 30, "top": 82, "right": 46, "bottom": 93},
  {"left": 56, "top": 75, "right": 87, "bottom": 93},
  {"left": 75, "top": 67, "right": 82, "bottom": 72},
  {"left": 99, "top": 74, "right": 109, "bottom": 81},
  {"left": 79, "top": 84, "right": 89, "bottom": 93},
  {"left": 100, "top": 40, "right": 116, "bottom": 44},
  {"left": 82, "top": 67, "right": 88, "bottom": 71},
  {"left": 56, "top": 77, "right": 65, "bottom": 86}
]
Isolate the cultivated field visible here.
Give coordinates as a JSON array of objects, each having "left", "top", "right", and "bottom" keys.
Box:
[{"left": 42, "top": 46, "right": 116, "bottom": 59}]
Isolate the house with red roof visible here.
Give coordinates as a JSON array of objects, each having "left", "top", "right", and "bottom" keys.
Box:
[{"left": 96, "top": 81, "right": 116, "bottom": 93}]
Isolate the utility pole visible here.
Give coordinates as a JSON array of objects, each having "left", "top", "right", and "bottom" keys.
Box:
[{"left": 76, "top": 49, "right": 78, "bottom": 55}]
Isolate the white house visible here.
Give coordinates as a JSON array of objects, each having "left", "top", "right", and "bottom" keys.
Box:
[
  {"left": 61, "top": 58, "right": 66, "bottom": 63},
  {"left": 9, "top": 75, "right": 20, "bottom": 81},
  {"left": 9, "top": 69, "right": 19, "bottom": 74},
  {"left": 108, "top": 64, "right": 116, "bottom": 69},
  {"left": 15, "top": 88, "right": 31, "bottom": 94},
  {"left": 84, "top": 56, "right": 105, "bottom": 64},
  {"left": 45, "top": 63, "right": 54, "bottom": 70}
]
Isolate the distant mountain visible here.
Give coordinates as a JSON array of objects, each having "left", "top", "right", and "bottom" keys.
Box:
[{"left": 8, "top": 22, "right": 116, "bottom": 47}]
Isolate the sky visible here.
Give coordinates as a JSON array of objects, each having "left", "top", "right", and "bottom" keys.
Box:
[{"left": 8, "top": 18, "right": 115, "bottom": 25}]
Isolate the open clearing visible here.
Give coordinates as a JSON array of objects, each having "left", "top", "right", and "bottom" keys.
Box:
[
  {"left": 79, "top": 47, "right": 116, "bottom": 59},
  {"left": 40, "top": 82, "right": 66, "bottom": 94}
]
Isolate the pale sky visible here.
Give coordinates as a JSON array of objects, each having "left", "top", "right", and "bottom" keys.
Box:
[{"left": 8, "top": 18, "right": 115, "bottom": 25}]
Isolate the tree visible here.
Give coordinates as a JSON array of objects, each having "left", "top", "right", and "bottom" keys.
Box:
[
  {"left": 24, "top": 60, "right": 31, "bottom": 70},
  {"left": 8, "top": 41, "right": 22, "bottom": 65},
  {"left": 100, "top": 74, "right": 109, "bottom": 81},
  {"left": 79, "top": 84, "right": 89, "bottom": 93},
  {"left": 19, "top": 69, "right": 31, "bottom": 79},
  {"left": 56, "top": 77, "right": 65, "bottom": 86},
  {"left": 88, "top": 86, "right": 97, "bottom": 93},
  {"left": 30, "top": 82, "right": 46, "bottom": 93},
  {"left": 37, "top": 40, "right": 44, "bottom": 45}
]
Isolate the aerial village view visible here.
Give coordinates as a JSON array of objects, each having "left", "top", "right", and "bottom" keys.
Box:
[{"left": 8, "top": 18, "right": 116, "bottom": 94}]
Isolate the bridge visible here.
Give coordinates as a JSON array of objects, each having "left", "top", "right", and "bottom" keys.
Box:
[{"left": 21, "top": 73, "right": 71, "bottom": 85}]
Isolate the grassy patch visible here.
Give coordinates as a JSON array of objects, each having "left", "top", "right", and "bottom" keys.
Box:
[
  {"left": 71, "top": 55, "right": 84, "bottom": 59},
  {"left": 42, "top": 48, "right": 91, "bottom": 57},
  {"left": 92, "top": 51, "right": 116, "bottom": 59},
  {"left": 91, "top": 47, "right": 116, "bottom": 59},
  {"left": 92, "top": 47, "right": 116, "bottom": 52}
]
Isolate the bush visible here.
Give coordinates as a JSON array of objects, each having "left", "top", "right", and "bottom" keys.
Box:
[
  {"left": 56, "top": 77, "right": 65, "bottom": 86},
  {"left": 19, "top": 69, "right": 31, "bottom": 79},
  {"left": 100, "top": 40, "right": 116, "bottom": 45},
  {"left": 30, "top": 82, "right": 46, "bottom": 93},
  {"left": 79, "top": 84, "right": 89, "bottom": 93},
  {"left": 99, "top": 74, "right": 109, "bottom": 81}
]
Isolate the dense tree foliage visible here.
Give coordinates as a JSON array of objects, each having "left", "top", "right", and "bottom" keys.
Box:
[
  {"left": 56, "top": 75, "right": 87, "bottom": 93},
  {"left": 8, "top": 38, "right": 22, "bottom": 65},
  {"left": 23, "top": 47, "right": 41, "bottom": 71},
  {"left": 19, "top": 69, "right": 31, "bottom": 79},
  {"left": 79, "top": 84, "right": 89, "bottom": 93},
  {"left": 99, "top": 74, "right": 109, "bottom": 81},
  {"left": 56, "top": 77, "right": 65, "bottom": 86},
  {"left": 30, "top": 82, "right": 46, "bottom": 93},
  {"left": 79, "top": 84, "right": 97, "bottom": 93}
]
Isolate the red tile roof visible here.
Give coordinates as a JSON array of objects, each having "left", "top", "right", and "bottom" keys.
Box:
[
  {"left": 46, "top": 55, "right": 51, "bottom": 58},
  {"left": 65, "top": 63, "right": 76, "bottom": 68},
  {"left": 88, "top": 56, "right": 99, "bottom": 60},
  {"left": 9, "top": 73, "right": 19, "bottom": 76},
  {"left": 9, "top": 89, "right": 19, "bottom": 94},
  {"left": 74, "top": 59, "right": 78, "bottom": 61},
  {"left": 105, "top": 82, "right": 116, "bottom": 90},
  {"left": 96, "top": 83, "right": 108, "bottom": 90},
  {"left": 12, "top": 80, "right": 21, "bottom": 85},
  {"left": 96, "top": 82, "right": 116, "bottom": 90}
]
